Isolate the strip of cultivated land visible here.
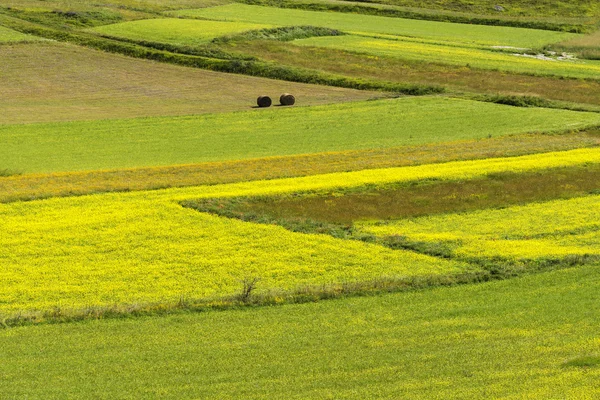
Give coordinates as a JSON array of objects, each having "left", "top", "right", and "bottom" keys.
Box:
[
  {"left": 3, "top": 97, "right": 600, "bottom": 173},
  {"left": 90, "top": 18, "right": 274, "bottom": 45},
  {"left": 0, "top": 42, "right": 377, "bottom": 125},
  {"left": 1, "top": 263, "right": 599, "bottom": 398},
  {"left": 170, "top": 4, "right": 577, "bottom": 48},
  {"left": 2, "top": 131, "right": 597, "bottom": 203},
  {"left": 1, "top": 148, "right": 600, "bottom": 320},
  {"left": 222, "top": 41, "right": 600, "bottom": 106},
  {"left": 295, "top": 35, "right": 600, "bottom": 80}
]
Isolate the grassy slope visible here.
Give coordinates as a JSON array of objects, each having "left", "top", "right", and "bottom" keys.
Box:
[
  {"left": 295, "top": 35, "right": 600, "bottom": 80},
  {"left": 172, "top": 4, "right": 577, "bottom": 47},
  {"left": 3, "top": 97, "right": 600, "bottom": 173},
  {"left": 90, "top": 18, "right": 273, "bottom": 45},
  {"left": 0, "top": 42, "right": 375, "bottom": 125},
  {"left": 1, "top": 147, "right": 600, "bottom": 316},
  {"left": 1, "top": 263, "right": 599, "bottom": 398}
]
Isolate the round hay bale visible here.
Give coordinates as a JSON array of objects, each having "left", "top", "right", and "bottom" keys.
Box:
[
  {"left": 280, "top": 93, "right": 296, "bottom": 106},
  {"left": 257, "top": 96, "right": 272, "bottom": 108}
]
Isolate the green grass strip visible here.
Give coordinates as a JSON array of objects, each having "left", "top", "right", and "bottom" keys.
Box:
[{"left": 2, "top": 97, "right": 600, "bottom": 173}]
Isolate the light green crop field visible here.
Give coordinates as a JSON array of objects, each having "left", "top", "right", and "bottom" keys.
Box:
[
  {"left": 0, "top": 26, "right": 40, "bottom": 43},
  {"left": 3, "top": 97, "right": 600, "bottom": 174},
  {"left": 2, "top": 147, "right": 600, "bottom": 316},
  {"left": 171, "top": 4, "right": 577, "bottom": 48},
  {"left": 295, "top": 35, "right": 600, "bottom": 80},
  {"left": 1, "top": 262, "right": 599, "bottom": 398},
  {"left": 89, "top": 18, "right": 272, "bottom": 46},
  {"left": 361, "top": 194, "right": 600, "bottom": 261}
]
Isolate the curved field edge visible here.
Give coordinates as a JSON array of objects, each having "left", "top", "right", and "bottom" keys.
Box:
[
  {"left": 3, "top": 97, "right": 600, "bottom": 174},
  {"left": 2, "top": 148, "right": 600, "bottom": 323},
  {"left": 1, "top": 130, "right": 598, "bottom": 204},
  {"left": 1, "top": 263, "right": 599, "bottom": 398}
]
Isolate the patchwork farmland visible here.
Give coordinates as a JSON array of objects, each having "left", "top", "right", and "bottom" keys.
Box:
[{"left": 1, "top": 0, "right": 600, "bottom": 397}]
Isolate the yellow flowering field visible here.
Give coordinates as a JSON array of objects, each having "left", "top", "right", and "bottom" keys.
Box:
[
  {"left": 360, "top": 194, "right": 600, "bottom": 260},
  {"left": 0, "top": 193, "right": 469, "bottom": 316},
  {"left": 2, "top": 147, "right": 600, "bottom": 316}
]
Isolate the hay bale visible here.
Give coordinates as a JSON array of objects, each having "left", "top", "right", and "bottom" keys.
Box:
[
  {"left": 280, "top": 93, "right": 296, "bottom": 106},
  {"left": 257, "top": 96, "right": 272, "bottom": 108}
]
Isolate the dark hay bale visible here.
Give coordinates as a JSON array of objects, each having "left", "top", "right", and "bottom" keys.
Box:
[
  {"left": 280, "top": 93, "right": 296, "bottom": 106},
  {"left": 257, "top": 96, "right": 272, "bottom": 108}
]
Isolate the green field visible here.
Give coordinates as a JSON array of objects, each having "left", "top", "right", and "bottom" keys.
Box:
[
  {"left": 0, "top": 25, "right": 40, "bottom": 42},
  {"left": 296, "top": 35, "right": 600, "bottom": 80},
  {"left": 2, "top": 262, "right": 599, "bottom": 398},
  {"left": 172, "top": 4, "right": 577, "bottom": 48},
  {"left": 90, "top": 18, "right": 272, "bottom": 46},
  {"left": 3, "top": 97, "right": 600, "bottom": 173}
]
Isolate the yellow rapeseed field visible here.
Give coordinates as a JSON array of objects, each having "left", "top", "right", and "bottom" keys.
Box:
[
  {"left": 360, "top": 194, "right": 600, "bottom": 260},
  {"left": 2, "top": 148, "right": 600, "bottom": 316}
]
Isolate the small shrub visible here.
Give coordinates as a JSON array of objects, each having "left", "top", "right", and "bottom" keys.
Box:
[
  {"left": 238, "top": 277, "right": 261, "bottom": 303},
  {"left": 481, "top": 94, "right": 555, "bottom": 108},
  {"left": 0, "top": 169, "right": 21, "bottom": 177},
  {"left": 212, "top": 26, "right": 344, "bottom": 44}
]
